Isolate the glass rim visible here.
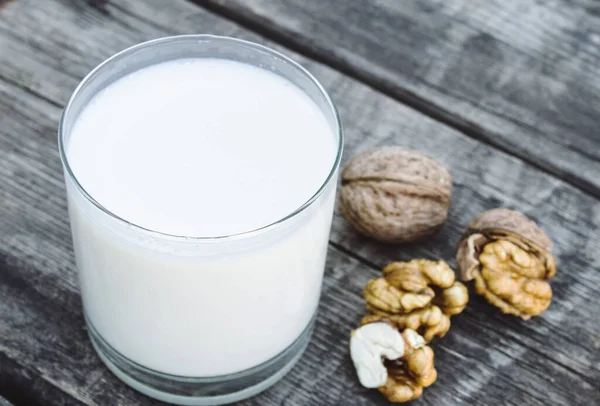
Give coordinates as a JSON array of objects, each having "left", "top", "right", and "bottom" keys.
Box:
[{"left": 58, "top": 34, "right": 343, "bottom": 242}]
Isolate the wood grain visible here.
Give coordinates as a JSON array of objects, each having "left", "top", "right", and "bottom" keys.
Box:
[
  {"left": 199, "top": 0, "right": 600, "bottom": 198},
  {"left": 0, "top": 0, "right": 599, "bottom": 405}
]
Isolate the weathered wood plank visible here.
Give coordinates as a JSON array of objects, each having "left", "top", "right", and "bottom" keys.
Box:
[
  {"left": 0, "top": 395, "right": 14, "bottom": 406},
  {"left": 0, "top": 341, "right": 87, "bottom": 406},
  {"left": 0, "top": 0, "right": 599, "bottom": 405},
  {"left": 198, "top": 0, "right": 600, "bottom": 198}
]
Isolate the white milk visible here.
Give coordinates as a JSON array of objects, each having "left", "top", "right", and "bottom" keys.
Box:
[{"left": 65, "top": 59, "right": 338, "bottom": 376}]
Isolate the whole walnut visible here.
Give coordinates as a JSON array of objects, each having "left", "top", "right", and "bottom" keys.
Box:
[
  {"left": 339, "top": 147, "right": 452, "bottom": 243},
  {"left": 456, "top": 208, "right": 556, "bottom": 319},
  {"left": 361, "top": 259, "right": 468, "bottom": 342}
]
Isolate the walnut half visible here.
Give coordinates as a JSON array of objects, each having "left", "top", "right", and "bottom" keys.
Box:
[
  {"left": 362, "top": 259, "right": 468, "bottom": 341},
  {"left": 349, "top": 323, "right": 436, "bottom": 403},
  {"left": 457, "top": 208, "right": 556, "bottom": 319}
]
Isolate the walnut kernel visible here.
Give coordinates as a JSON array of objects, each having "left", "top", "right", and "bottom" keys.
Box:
[
  {"left": 363, "top": 259, "right": 468, "bottom": 341},
  {"left": 349, "top": 324, "right": 436, "bottom": 403},
  {"left": 457, "top": 208, "right": 556, "bottom": 319}
]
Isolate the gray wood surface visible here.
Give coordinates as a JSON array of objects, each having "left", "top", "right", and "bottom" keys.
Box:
[
  {"left": 0, "top": 396, "right": 14, "bottom": 406},
  {"left": 0, "top": 0, "right": 599, "bottom": 405},
  {"left": 200, "top": 0, "right": 600, "bottom": 198}
]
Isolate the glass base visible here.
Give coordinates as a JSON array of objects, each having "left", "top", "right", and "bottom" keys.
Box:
[{"left": 85, "top": 313, "right": 315, "bottom": 405}]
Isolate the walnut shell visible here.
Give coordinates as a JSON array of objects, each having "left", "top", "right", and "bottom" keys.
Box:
[
  {"left": 339, "top": 147, "right": 452, "bottom": 243},
  {"left": 456, "top": 208, "right": 556, "bottom": 319}
]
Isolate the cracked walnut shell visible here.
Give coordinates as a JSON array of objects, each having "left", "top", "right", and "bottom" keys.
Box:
[
  {"left": 363, "top": 259, "right": 468, "bottom": 341},
  {"left": 457, "top": 208, "right": 556, "bottom": 319},
  {"left": 339, "top": 147, "right": 452, "bottom": 243}
]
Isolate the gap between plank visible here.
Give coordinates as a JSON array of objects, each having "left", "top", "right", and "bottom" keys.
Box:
[
  {"left": 466, "top": 311, "right": 596, "bottom": 386},
  {"left": 189, "top": 0, "right": 600, "bottom": 201},
  {"left": 0, "top": 71, "right": 62, "bottom": 109},
  {"left": 0, "top": 353, "right": 87, "bottom": 406},
  {"left": 328, "top": 241, "right": 381, "bottom": 271}
]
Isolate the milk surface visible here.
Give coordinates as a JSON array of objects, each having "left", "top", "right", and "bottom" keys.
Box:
[
  {"left": 68, "top": 59, "right": 336, "bottom": 237},
  {"left": 65, "top": 58, "right": 338, "bottom": 376}
]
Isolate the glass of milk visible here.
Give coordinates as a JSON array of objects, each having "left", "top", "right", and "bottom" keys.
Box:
[{"left": 58, "top": 35, "right": 342, "bottom": 405}]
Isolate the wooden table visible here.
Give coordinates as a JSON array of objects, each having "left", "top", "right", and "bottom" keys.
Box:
[{"left": 1, "top": 1, "right": 599, "bottom": 405}]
